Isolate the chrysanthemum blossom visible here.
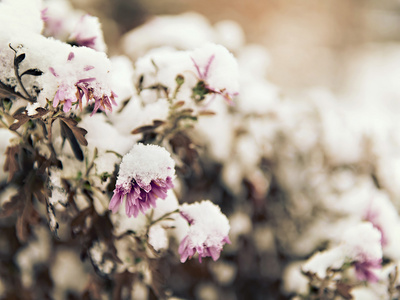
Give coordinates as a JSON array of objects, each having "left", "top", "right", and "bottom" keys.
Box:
[
  {"left": 342, "top": 222, "right": 383, "bottom": 283},
  {"left": 49, "top": 52, "right": 116, "bottom": 114},
  {"left": 109, "top": 144, "right": 175, "bottom": 218},
  {"left": 178, "top": 200, "right": 230, "bottom": 263},
  {"left": 190, "top": 43, "right": 239, "bottom": 104},
  {"left": 69, "top": 14, "right": 107, "bottom": 52}
]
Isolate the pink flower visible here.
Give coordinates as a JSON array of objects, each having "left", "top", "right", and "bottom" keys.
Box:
[
  {"left": 190, "top": 44, "right": 239, "bottom": 105},
  {"left": 354, "top": 258, "right": 382, "bottom": 283},
  {"left": 49, "top": 52, "right": 116, "bottom": 114},
  {"left": 179, "top": 234, "right": 231, "bottom": 263},
  {"left": 69, "top": 15, "right": 106, "bottom": 52},
  {"left": 110, "top": 177, "right": 174, "bottom": 218},
  {"left": 178, "top": 200, "right": 230, "bottom": 263},
  {"left": 109, "top": 144, "right": 175, "bottom": 218}
]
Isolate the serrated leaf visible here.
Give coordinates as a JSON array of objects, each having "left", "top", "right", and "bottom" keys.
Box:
[
  {"left": 59, "top": 117, "right": 88, "bottom": 146},
  {"left": 21, "top": 68, "right": 43, "bottom": 77}
]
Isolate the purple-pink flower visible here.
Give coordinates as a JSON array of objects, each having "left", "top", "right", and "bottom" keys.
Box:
[
  {"left": 110, "top": 177, "right": 174, "bottom": 218},
  {"left": 179, "top": 234, "right": 231, "bottom": 263},
  {"left": 69, "top": 14, "right": 106, "bottom": 52},
  {"left": 354, "top": 258, "right": 382, "bottom": 283},
  {"left": 109, "top": 144, "right": 175, "bottom": 218},
  {"left": 49, "top": 52, "right": 116, "bottom": 114},
  {"left": 190, "top": 45, "right": 239, "bottom": 105},
  {"left": 178, "top": 200, "right": 231, "bottom": 263}
]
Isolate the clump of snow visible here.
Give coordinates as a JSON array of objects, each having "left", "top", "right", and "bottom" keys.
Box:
[
  {"left": 342, "top": 222, "right": 382, "bottom": 263},
  {"left": 302, "top": 246, "right": 346, "bottom": 279},
  {"left": 0, "top": 0, "right": 43, "bottom": 35},
  {"left": 179, "top": 200, "right": 230, "bottom": 262},
  {"left": 190, "top": 43, "right": 239, "bottom": 98},
  {"left": 116, "top": 143, "right": 175, "bottom": 187},
  {"left": 109, "top": 56, "right": 135, "bottom": 103},
  {"left": 282, "top": 261, "right": 309, "bottom": 295},
  {"left": 149, "top": 224, "right": 168, "bottom": 251}
]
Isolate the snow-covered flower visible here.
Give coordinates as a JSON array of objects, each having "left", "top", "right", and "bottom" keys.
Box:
[
  {"left": 178, "top": 200, "right": 230, "bottom": 263},
  {"left": 69, "top": 14, "right": 107, "bottom": 52},
  {"left": 109, "top": 144, "right": 175, "bottom": 218},
  {"left": 190, "top": 43, "right": 239, "bottom": 104},
  {"left": 302, "top": 223, "right": 382, "bottom": 283},
  {"left": 342, "top": 222, "right": 383, "bottom": 282},
  {"left": 49, "top": 51, "right": 116, "bottom": 114}
]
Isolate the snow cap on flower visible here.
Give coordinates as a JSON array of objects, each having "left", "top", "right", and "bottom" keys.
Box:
[
  {"left": 69, "top": 14, "right": 107, "bottom": 52},
  {"left": 302, "top": 222, "right": 383, "bottom": 283},
  {"left": 190, "top": 43, "right": 239, "bottom": 104},
  {"left": 48, "top": 49, "right": 116, "bottom": 114},
  {"left": 341, "top": 222, "right": 383, "bottom": 282},
  {"left": 178, "top": 200, "right": 230, "bottom": 263},
  {"left": 109, "top": 144, "right": 175, "bottom": 218}
]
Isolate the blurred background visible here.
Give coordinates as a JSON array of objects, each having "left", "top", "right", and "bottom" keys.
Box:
[
  {"left": 71, "top": 0, "right": 400, "bottom": 95},
  {"left": 4, "top": 1, "right": 400, "bottom": 299}
]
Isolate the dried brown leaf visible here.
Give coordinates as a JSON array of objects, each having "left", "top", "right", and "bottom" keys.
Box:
[
  {"left": 3, "top": 145, "right": 20, "bottom": 182},
  {"left": 198, "top": 110, "right": 216, "bottom": 116},
  {"left": 336, "top": 282, "right": 353, "bottom": 300},
  {"left": 59, "top": 117, "right": 88, "bottom": 146},
  {"left": 9, "top": 113, "right": 29, "bottom": 131},
  {"left": 0, "top": 193, "right": 23, "bottom": 217}
]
